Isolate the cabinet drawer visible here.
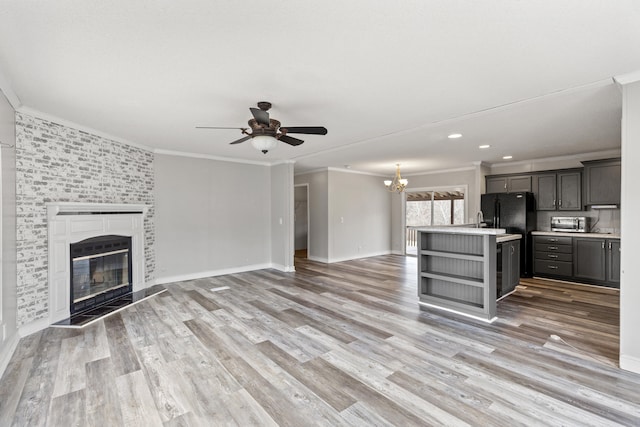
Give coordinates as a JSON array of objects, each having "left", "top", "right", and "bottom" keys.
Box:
[
  {"left": 534, "top": 243, "right": 572, "bottom": 254},
  {"left": 534, "top": 236, "right": 572, "bottom": 245},
  {"left": 535, "top": 252, "right": 572, "bottom": 262},
  {"left": 534, "top": 259, "right": 572, "bottom": 277}
]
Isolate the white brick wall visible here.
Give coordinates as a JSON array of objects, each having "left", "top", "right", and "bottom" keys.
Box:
[{"left": 15, "top": 113, "right": 155, "bottom": 326}]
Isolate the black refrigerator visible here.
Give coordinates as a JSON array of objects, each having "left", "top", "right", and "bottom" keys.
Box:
[{"left": 481, "top": 192, "right": 536, "bottom": 277}]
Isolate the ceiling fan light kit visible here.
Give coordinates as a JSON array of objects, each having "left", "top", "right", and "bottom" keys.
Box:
[
  {"left": 197, "top": 101, "right": 327, "bottom": 154},
  {"left": 385, "top": 164, "right": 408, "bottom": 193}
]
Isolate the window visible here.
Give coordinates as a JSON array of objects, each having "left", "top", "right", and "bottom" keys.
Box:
[{"left": 406, "top": 188, "right": 466, "bottom": 227}]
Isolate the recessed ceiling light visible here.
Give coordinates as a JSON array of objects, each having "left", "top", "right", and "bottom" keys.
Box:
[
  {"left": 478, "top": 144, "right": 491, "bottom": 149},
  {"left": 503, "top": 155, "right": 513, "bottom": 160},
  {"left": 448, "top": 133, "right": 463, "bottom": 139}
]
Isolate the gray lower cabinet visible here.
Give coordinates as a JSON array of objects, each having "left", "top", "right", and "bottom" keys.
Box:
[
  {"left": 607, "top": 239, "right": 621, "bottom": 286},
  {"left": 499, "top": 240, "right": 520, "bottom": 297},
  {"left": 534, "top": 235, "right": 573, "bottom": 277},
  {"left": 535, "top": 235, "right": 620, "bottom": 288},
  {"left": 573, "top": 238, "right": 606, "bottom": 282}
]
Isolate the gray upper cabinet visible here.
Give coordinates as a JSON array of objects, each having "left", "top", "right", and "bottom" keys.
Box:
[
  {"left": 486, "top": 175, "right": 532, "bottom": 194},
  {"left": 534, "top": 174, "right": 557, "bottom": 211},
  {"left": 486, "top": 177, "right": 507, "bottom": 193},
  {"left": 582, "top": 158, "right": 621, "bottom": 206},
  {"left": 557, "top": 171, "right": 581, "bottom": 211}
]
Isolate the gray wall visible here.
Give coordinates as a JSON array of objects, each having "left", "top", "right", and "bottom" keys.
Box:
[
  {"left": 270, "top": 163, "right": 294, "bottom": 271},
  {"left": 327, "top": 170, "right": 391, "bottom": 262},
  {"left": 14, "top": 113, "right": 155, "bottom": 327},
  {"left": 154, "top": 154, "right": 272, "bottom": 282},
  {"left": 0, "top": 89, "right": 17, "bottom": 373},
  {"left": 294, "top": 185, "right": 308, "bottom": 250},
  {"left": 620, "top": 78, "right": 640, "bottom": 373},
  {"left": 294, "top": 170, "right": 329, "bottom": 261},
  {"left": 295, "top": 169, "right": 391, "bottom": 263}
]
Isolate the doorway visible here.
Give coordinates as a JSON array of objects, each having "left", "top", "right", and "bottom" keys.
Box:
[
  {"left": 294, "top": 184, "right": 309, "bottom": 259},
  {"left": 404, "top": 186, "right": 467, "bottom": 255}
]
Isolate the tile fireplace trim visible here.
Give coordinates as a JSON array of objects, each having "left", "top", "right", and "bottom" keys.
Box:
[{"left": 46, "top": 202, "right": 150, "bottom": 325}]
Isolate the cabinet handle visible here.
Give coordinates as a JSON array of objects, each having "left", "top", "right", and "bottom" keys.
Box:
[
  {"left": 559, "top": 199, "right": 562, "bottom": 207},
  {"left": 548, "top": 254, "right": 558, "bottom": 259},
  {"left": 608, "top": 242, "right": 612, "bottom": 250},
  {"left": 511, "top": 246, "right": 515, "bottom": 254},
  {"left": 602, "top": 241, "right": 605, "bottom": 249},
  {"left": 548, "top": 246, "right": 558, "bottom": 250},
  {"left": 548, "top": 238, "right": 558, "bottom": 242},
  {"left": 553, "top": 199, "right": 556, "bottom": 207},
  {"left": 548, "top": 265, "right": 559, "bottom": 269}
]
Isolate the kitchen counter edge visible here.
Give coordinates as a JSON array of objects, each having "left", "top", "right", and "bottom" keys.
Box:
[{"left": 532, "top": 231, "right": 620, "bottom": 239}]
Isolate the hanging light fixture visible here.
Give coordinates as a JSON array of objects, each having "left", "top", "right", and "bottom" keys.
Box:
[
  {"left": 251, "top": 135, "right": 278, "bottom": 154},
  {"left": 384, "top": 164, "right": 408, "bottom": 193}
]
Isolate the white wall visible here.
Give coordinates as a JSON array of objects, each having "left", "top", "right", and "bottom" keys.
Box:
[
  {"left": 0, "top": 89, "right": 17, "bottom": 376},
  {"left": 294, "top": 170, "right": 329, "bottom": 261},
  {"left": 270, "top": 162, "right": 294, "bottom": 271},
  {"left": 327, "top": 170, "right": 391, "bottom": 262},
  {"left": 620, "top": 77, "right": 640, "bottom": 374},
  {"left": 154, "top": 154, "right": 272, "bottom": 283}
]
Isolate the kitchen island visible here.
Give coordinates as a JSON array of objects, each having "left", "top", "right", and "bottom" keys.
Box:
[{"left": 416, "top": 227, "right": 521, "bottom": 322}]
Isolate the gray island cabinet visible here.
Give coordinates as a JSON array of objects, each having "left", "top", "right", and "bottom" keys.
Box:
[{"left": 416, "top": 227, "right": 520, "bottom": 322}]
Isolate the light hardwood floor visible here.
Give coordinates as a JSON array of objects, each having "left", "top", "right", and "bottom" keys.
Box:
[{"left": 1, "top": 255, "right": 639, "bottom": 426}]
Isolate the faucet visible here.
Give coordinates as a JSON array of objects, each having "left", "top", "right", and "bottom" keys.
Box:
[{"left": 476, "top": 211, "right": 484, "bottom": 228}]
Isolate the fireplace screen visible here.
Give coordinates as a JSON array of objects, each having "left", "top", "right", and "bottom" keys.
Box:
[{"left": 70, "top": 235, "right": 132, "bottom": 315}]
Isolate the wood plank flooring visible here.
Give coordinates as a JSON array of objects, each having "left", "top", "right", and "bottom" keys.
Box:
[{"left": 2, "top": 255, "right": 639, "bottom": 426}]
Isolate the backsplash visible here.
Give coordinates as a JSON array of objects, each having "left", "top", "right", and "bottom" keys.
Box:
[
  {"left": 536, "top": 209, "right": 620, "bottom": 234},
  {"left": 15, "top": 113, "right": 155, "bottom": 326}
]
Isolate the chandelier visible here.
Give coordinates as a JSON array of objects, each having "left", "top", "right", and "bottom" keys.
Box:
[{"left": 384, "top": 164, "right": 408, "bottom": 193}]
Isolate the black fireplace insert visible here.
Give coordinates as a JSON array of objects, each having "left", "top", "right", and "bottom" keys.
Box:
[{"left": 69, "top": 235, "right": 133, "bottom": 315}]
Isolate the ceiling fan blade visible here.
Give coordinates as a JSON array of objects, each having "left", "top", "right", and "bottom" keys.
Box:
[
  {"left": 279, "top": 135, "right": 304, "bottom": 146},
  {"left": 229, "top": 135, "right": 252, "bottom": 145},
  {"left": 250, "top": 108, "right": 270, "bottom": 126},
  {"left": 281, "top": 126, "right": 328, "bottom": 135}
]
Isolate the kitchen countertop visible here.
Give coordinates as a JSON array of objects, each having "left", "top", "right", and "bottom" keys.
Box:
[
  {"left": 532, "top": 231, "right": 620, "bottom": 239},
  {"left": 497, "top": 233, "right": 522, "bottom": 243},
  {"left": 415, "top": 226, "right": 507, "bottom": 235}
]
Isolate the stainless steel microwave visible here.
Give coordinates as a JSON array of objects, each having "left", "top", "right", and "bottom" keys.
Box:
[{"left": 550, "top": 216, "right": 589, "bottom": 233}]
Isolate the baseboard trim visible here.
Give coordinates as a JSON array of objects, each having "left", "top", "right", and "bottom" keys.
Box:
[
  {"left": 620, "top": 354, "right": 640, "bottom": 374},
  {"left": 271, "top": 263, "right": 295, "bottom": 273},
  {"left": 155, "top": 263, "right": 273, "bottom": 285},
  {"left": 0, "top": 331, "right": 20, "bottom": 380},
  {"left": 19, "top": 318, "right": 50, "bottom": 338},
  {"left": 328, "top": 250, "right": 392, "bottom": 264},
  {"left": 307, "top": 255, "right": 329, "bottom": 263}
]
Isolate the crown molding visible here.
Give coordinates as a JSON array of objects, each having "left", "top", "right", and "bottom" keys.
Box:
[
  {"left": 489, "top": 148, "right": 621, "bottom": 169},
  {"left": 154, "top": 149, "right": 272, "bottom": 166},
  {"left": 613, "top": 70, "right": 640, "bottom": 86},
  {"left": 327, "top": 167, "right": 387, "bottom": 177},
  {"left": 17, "top": 106, "right": 154, "bottom": 152},
  {"left": 404, "top": 166, "right": 475, "bottom": 177},
  {"left": 0, "top": 68, "right": 22, "bottom": 110}
]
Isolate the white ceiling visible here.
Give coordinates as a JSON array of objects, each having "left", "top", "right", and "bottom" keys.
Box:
[{"left": 0, "top": 1, "right": 638, "bottom": 175}]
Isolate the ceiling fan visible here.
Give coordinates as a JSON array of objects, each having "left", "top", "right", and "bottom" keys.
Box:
[{"left": 196, "top": 101, "right": 328, "bottom": 154}]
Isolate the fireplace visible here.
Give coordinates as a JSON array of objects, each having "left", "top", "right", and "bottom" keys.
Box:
[
  {"left": 47, "top": 202, "right": 149, "bottom": 325},
  {"left": 70, "top": 235, "right": 133, "bottom": 315}
]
